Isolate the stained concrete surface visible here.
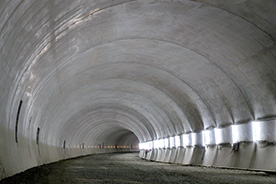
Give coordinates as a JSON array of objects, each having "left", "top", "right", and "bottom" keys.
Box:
[{"left": 0, "top": 152, "right": 275, "bottom": 184}]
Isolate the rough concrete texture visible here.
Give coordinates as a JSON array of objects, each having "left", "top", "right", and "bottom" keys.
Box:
[
  {"left": 1, "top": 153, "right": 276, "bottom": 184},
  {"left": 0, "top": 0, "right": 276, "bottom": 180}
]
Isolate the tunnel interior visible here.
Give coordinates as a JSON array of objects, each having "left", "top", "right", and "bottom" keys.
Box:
[{"left": 0, "top": 0, "right": 276, "bottom": 180}]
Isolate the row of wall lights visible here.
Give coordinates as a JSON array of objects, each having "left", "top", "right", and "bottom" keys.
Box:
[
  {"left": 139, "top": 120, "right": 276, "bottom": 150},
  {"left": 67, "top": 145, "right": 139, "bottom": 149}
]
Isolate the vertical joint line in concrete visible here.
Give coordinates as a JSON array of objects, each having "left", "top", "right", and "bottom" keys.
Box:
[{"left": 15, "top": 100, "right": 23, "bottom": 143}]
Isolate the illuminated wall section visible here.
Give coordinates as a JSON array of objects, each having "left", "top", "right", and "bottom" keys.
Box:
[
  {"left": 139, "top": 120, "right": 276, "bottom": 149},
  {"left": 139, "top": 120, "right": 276, "bottom": 170}
]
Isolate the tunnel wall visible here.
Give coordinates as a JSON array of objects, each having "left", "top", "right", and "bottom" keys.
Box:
[
  {"left": 1, "top": 0, "right": 276, "bottom": 181},
  {"left": 0, "top": 138, "right": 138, "bottom": 180},
  {"left": 139, "top": 119, "right": 276, "bottom": 171}
]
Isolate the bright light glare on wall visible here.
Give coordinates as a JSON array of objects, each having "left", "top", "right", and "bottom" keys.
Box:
[
  {"left": 215, "top": 126, "right": 232, "bottom": 144},
  {"left": 139, "top": 120, "right": 276, "bottom": 150},
  {"left": 203, "top": 130, "right": 215, "bottom": 146},
  {"left": 139, "top": 141, "right": 152, "bottom": 150},
  {"left": 165, "top": 138, "right": 169, "bottom": 148},
  {"left": 153, "top": 140, "right": 158, "bottom": 149},
  {"left": 170, "top": 137, "right": 175, "bottom": 148},
  {"left": 214, "top": 128, "right": 221, "bottom": 145},
  {"left": 232, "top": 125, "right": 239, "bottom": 143},
  {"left": 160, "top": 139, "right": 165, "bottom": 148},
  {"left": 192, "top": 132, "right": 202, "bottom": 146},
  {"left": 139, "top": 143, "right": 144, "bottom": 149},
  {"left": 148, "top": 141, "right": 153, "bottom": 149},
  {"left": 175, "top": 135, "right": 180, "bottom": 147},
  {"left": 183, "top": 134, "right": 191, "bottom": 147},
  {"left": 252, "top": 121, "right": 261, "bottom": 142},
  {"left": 252, "top": 120, "right": 276, "bottom": 142},
  {"left": 154, "top": 139, "right": 164, "bottom": 149},
  {"left": 232, "top": 123, "right": 253, "bottom": 143}
]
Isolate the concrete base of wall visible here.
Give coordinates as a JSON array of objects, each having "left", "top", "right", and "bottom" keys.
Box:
[
  {"left": 139, "top": 142, "right": 276, "bottom": 172},
  {"left": 0, "top": 139, "right": 139, "bottom": 181}
]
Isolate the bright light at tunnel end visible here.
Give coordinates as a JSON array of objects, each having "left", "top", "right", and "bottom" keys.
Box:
[{"left": 252, "top": 121, "right": 261, "bottom": 142}]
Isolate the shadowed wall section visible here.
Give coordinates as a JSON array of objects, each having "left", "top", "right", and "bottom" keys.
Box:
[{"left": 0, "top": 0, "right": 276, "bottom": 180}]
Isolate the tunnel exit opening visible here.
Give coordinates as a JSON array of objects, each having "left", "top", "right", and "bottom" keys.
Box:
[{"left": 84, "top": 128, "right": 140, "bottom": 152}]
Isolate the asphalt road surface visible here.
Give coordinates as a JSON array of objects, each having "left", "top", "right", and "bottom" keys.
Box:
[{"left": 1, "top": 152, "right": 276, "bottom": 184}]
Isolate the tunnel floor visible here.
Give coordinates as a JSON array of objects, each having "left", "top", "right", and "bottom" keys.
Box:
[{"left": 1, "top": 152, "right": 276, "bottom": 184}]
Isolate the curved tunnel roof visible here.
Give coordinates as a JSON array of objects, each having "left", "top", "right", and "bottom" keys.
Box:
[{"left": 0, "top": 0, "right": 276, "bottom": 161}]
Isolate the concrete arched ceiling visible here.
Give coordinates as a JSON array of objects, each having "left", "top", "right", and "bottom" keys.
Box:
[{"left": 1, "top": 0, "right": 276, "bottom": 156}]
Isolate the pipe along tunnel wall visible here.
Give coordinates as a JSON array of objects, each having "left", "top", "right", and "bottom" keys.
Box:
[{"left": 1, "top": 0, "right": 276, "bottom": 180}]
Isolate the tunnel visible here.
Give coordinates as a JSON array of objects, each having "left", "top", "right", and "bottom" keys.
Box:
[{"left": 0, "top": 0, "right": 276, "bottom": 181}]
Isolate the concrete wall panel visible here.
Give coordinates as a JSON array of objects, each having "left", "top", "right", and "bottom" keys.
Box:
[
  {"left": 175, "top": 147, "right": 185, "bottom": 164},
  {"left": 182, "top": 147, "right": 193, "bottom": 165},
  {"left": 202, "top": 146, "right": 217, "bottom": 166},
  {"left": 249, "top": 143, "right": 276, "bottom": 171},
  {"left": 231, "top": 142, "right": 255, "bottom": 169},
  {"left": 168, "top": 148, "right": 178, "bottom": 163}
]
